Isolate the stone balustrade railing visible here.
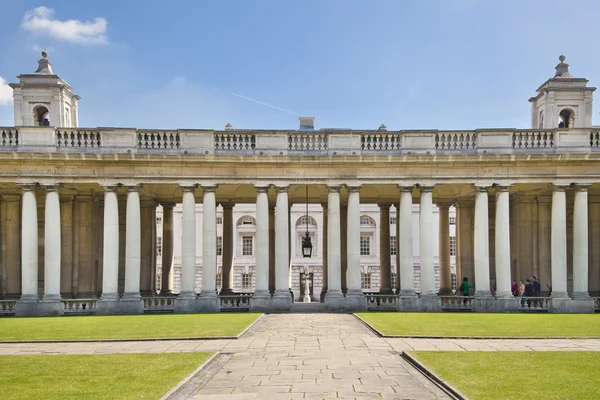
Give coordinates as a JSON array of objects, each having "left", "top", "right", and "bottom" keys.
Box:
[
  {"left": 593, "top": 297, "right": 600, "bottom": 312},
  {"left": 0, "top": 300, "right": 17, "bottom": 315},
  {"left": 517, "top": 297, "right": 550, "bottom": 312},
  {"left": 440, "top": 295, "right": 473, "bottom": 310},
  {"left": 62, "top": 299, "right": 97, "bottom": 315},
  {"left": 364, "top": 293, "right": 399, "bottom": 311},
  {"left": 2, "top": 126, "right": 599, "bottom": 156},
  {"left": 143, "top": 297, "right": 175, "bottom": 313},
  {"left": 219, "top": 294, "right": 251, "bottom": 311}
]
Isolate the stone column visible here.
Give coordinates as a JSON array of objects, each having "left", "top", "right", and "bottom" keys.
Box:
[
  {"left": 378, "top": 203, "right": 392, "bottom": 294},
  {"left": 220, "top": 203, "right": 234, "bottom": 294},
  {"left": 122, "top": 186, "right": 142, "bottom": 313},
  {"left": 398, "top": 185, "right": 416, "bottom": 297},
  {"left": 97, "top": 186, "right": 120, "bottom": 314},
  {"left": 495, "top": 186, "right": 513, "bottom": 298},
  {"left": 419, "top": 186, "right": 436, "bottom": 297},
  {"left": 251, "top": 185, "right": 271, "bottom": 310},
  {"left": 42, "top": 185, "right": 62, "bottom": 302},
  {"left": 198, "top": 185, "right": 218, "bottom": 311},
  {"left": 160, "top": 203, "right": 175, "bottom": 295},
  {"left": 325, "top": 186, "right": 344, "bottom": 309},
  {"left": 20, "top": 185, "right": 39, "bottom": 302},
  {"left": 273, "top": 186, "right": 292, "bottom": 309},
  {"left": 437, "top": 203, "right": 452, "bottom": 294},
  {"left": 551, "top": 185, "right": 569, "bottom": 299},
  {"left": 139, "top": 200, "right": 157, "bottom": 296},
  {"left": 178, "top": 185, "right": 197, "bottom": 303},
  {"left": 1, "top": 194, "right": 21, "bottom": 299},
  {"left": 59, "top": 193, "right": 74, "bottom": 298},
  {"left": 269, "top": 201, "right": 276, "bottom": 295},
  {"left": 340, "top": 203, "right": 348, "bottom": 293},
  {"left": 346, "top": 186, "right": 364, "bottom": 308},
  {"left": 572, "top": 185, "right": 590, "bottom": 299},
  {"left": 320, "top": 203, "right": 328, "bottom": 302},
  {"left": 474, "top": 186, "right": 492, "bottom": 297}
]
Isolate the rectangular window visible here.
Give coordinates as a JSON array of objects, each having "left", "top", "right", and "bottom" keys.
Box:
[
  {"left": 449, "top": 216, "right": 456, "bottom": 225},
  {"left": 450, "top": 236, "right": 456, "bottom": 256},
  {"left": 216, "top": 216, "right": 223, "bottom": 225},
  {"left": 361, "top": 272, "right": 372, "bottom": 290},
  {"left": 216, "top": 272, "right": 222, "bottom": 289},
  {"left": 156, "top": 236, "right": 162, "bottom": 256},
  {"left": 390, "top": 216, "right": 397, "bottom": 225},
  {"left": 390, "top": 236, "right": 397, "bottom": 256},
  {"left": 360, "top": 236, "right": 370, "bottom": 256},
  {"left": 216, "top": 236, "right": 223, "bottom": 256},
  {"left": 242, "top": 236, "right": 253, "bottom": 256},
  {"left": 156, "top": 217, "right": 162, "bottom": 225},
  {"left": 242, "top": 273, "right": 252, "bottom": 289},
  {"left": 391, "top": 272, "right": 397, "bottom": 290}
]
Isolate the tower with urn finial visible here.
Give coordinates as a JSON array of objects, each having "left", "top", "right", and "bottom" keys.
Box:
[
  {"left": 9, "top": 50, "right": 79, "bottom": 127},
  {"left": 529, "top": 55, "right": 595, "bottom": 129}
]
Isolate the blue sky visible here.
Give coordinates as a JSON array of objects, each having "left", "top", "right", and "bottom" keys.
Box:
[{"left": 1, "top": 1, "right": 600, "bottom": 130}]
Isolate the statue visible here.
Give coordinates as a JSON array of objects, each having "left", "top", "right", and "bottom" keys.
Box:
[{"left": 303, "top": 274, "right": 311, "bottom": 303}]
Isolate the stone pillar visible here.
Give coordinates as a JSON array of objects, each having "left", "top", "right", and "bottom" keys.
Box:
[
  {"left": 437, "top": 203, "right": 452, "bottom": 294},
  {"left": 269, "top": 201, "right": 276, "bottom": 295},
  {"left": 140, "top": 200, "right": 156, "bottom": 296},
  {"left": 572, "top": 185, "right": 591, "bottom": 300},
  {"left": 20, "top": 185, "right": 39, "bottom": 301},
  {"left": 340, "top": 203, "right": 348, "bottom": 293},
  {"left": 251, "top": 185, "right": 271, "bottom": 310},
  {"left": 160, "top": 203, "right": 175, "bottom": 295},
  {"left": 320, "top": 203, "right": 328, "bottom": 302},
  {"left": 59, "top": 193, "right": 74, "bottom": 298},
  {"left": 120, "top": 186, "right": 143, "bottom": 313},
  {"left": 474, "top": 186, "right": 492, "bottom": 297},
  {"left": 495, "top": 186, "right": 513, "bottom": 298},
  {"left": 1, "top": 194, "right": 21, "bottom": 299},
  {"left": 198, "top": 185, "right": 219, "bottom": 311},
  {"left": 346, "top": 186, "right": 364, "bottom": 309},
  {"left": 220, "top": 203, "right": 234, "bottom": 294},
  {"left": 97, "top": 186, "right": 120, "bottom": 314},
  {"left": 550, "top": 185, "right": 569, "bottom": 299},
  {"left": 42, "top": 185, "right": 62, "bottom": 301},
  {"left": 398, "top": 186, "right": 416, "bottom": 297},
  {"left": 273, "top": 186, "right": 292, "bottom": 309},
  {"left": 176, "top": 185, "right": 197, "bottom": 312},
  {"left": 419, "top": 186, "right": 436, "bottom": 297},
  {"left": 325, "top": 186, "right": 344, "bottom": 309},
  {"left": 456, "top": 200, "right": 475, "bottom": 286},
  {"left": 378, "top": 203, "right": 392, "bottom": 294}
]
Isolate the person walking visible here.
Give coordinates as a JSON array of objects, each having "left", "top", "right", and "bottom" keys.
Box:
[
  {"left": 511, "top": 280, "right": 518, "bottom": 296},
  {"left": 459, "top": 277, "right": 473, "bottom": 296}
]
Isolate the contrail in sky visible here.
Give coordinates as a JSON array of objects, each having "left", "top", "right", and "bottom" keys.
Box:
[{"left": 230, "top": 92, "right": 300, "bottom": 116}]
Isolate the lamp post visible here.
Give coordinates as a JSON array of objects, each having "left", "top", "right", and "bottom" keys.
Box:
[{"left": 301, "top": 185, "right": 313, "bottom": 258}]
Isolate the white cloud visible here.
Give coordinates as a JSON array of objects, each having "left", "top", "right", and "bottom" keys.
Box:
[
  {"left": 21, "top": 7, "right": 108, "bottom": 45},
  {"left": 0, "top": 77, "right": 13, "bottom": 106}
]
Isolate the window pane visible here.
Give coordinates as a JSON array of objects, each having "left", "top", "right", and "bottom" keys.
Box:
[
  {"left": 449, "top": 236, "right": 456, "bottom": 256},
  {"left": 361, "top": 272, "right": 372, "bottom": 290},
  {"left": 242, "top": 236, "right": 253, "bottom": 256},
  {"left": 216, "top": 216, "right": 223, "bottom": 225},
  {"left": 242, "top": 272, "right": 252, "bottom": 289},
  {"left": 216, "top": 236, "right": 223, "bottom": 256},
  {"left": 360, "top": 236, "right": 370, "bottom": 256},
  {"left": 390, "top": 236, "right": 397, "bottom": 256}
]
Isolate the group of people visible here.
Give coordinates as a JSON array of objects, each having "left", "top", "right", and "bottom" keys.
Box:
[{"left": 457, "top": 276, "right": 552, "bottom": 298}]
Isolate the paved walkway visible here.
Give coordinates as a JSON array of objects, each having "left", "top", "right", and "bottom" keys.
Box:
[{"left": 1, "top": 314, "right": 599, "bottom": 399}]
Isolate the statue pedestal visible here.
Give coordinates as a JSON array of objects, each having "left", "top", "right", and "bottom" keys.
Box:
[{"left": 303, "top": 294, "right": 311, "bottom": 303}]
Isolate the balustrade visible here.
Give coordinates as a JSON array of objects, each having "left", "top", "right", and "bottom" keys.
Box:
[
  {"left": 364, "top": 293, "right": 398, "bottom": 311},
  {"left": 219, "top": 294, "right": 251, "bottom": 311},
  {"left": 440, "top": 296, "right": 473, "bottom": 311},
  {"left": 591, "top": 132, "right": 600, "bottom": 148},
  {"left": 593, "top": 297, "right": 600, "bottom": 312},
  {"left": 435, "top": 132, "right": 477, "bottom": 150},
  {"left": 215, "top": 132, "right": 255, "bottom": 150},
  {"left": 57, "top": 130, "right": 101, "bottom": 148},
  {"left": 517, "top": 297, "right": 549, "bottom": 312},
  {"left": 0, "top": 300, "right": 16, "bottom": 315},
  {"left": 361, "top": 133, "right": 401, "bottom": 150},
  {"left": 143, "top": 297, "right": 175, "bottom": 313},
  {"left": 1, "top": 128, "right": 18, "bottom": 147},
  {"left": 62, "top": 299, "right": 97, "bottom": 315},
  {"left": 288, "top": 132, "right": 328, "bottom": 151},
  {"left": 512, "top": 131, "right": 554, "bottom": 148},
  {"left": 138, "top": 131, "right": 180, "bottom": 149}
]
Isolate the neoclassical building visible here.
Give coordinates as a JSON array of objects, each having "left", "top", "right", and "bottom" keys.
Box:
[{"left": 0, "top": 53, "right": 598, "bottom": 316}]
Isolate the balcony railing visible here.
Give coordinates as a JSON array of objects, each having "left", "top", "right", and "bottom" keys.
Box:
[
  {"left": 0, "top": 300, "right": 17, "bottom": 316},
  {"left": 364, "top": 293, "right": 398, "bottom": 311},
  {"left": 593, "top": 297, "right": 600, "bottom": 312},
  {"left": 2, "top": 126, "right": 598, "bottom": 156},
  {"left": 517, "top": 297, "right": 550, "bottom": 312},
  {"left": 143, "top": 297, "right": 175, "bottom": 313},
  {"left": 440, "top": 295, "right": 473, "bottom": 311},
  {"left": 219, "top": 294, "right": 251, "bottom": 311},
  {"left": 62, "top": 299, "right": 97, "bottom": 315}
]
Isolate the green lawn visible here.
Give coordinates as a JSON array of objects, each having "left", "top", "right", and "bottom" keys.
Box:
[
  {"left": 412, "top": 351, "right": 600, "bottom": 400},
  {"left": 356, "top": 312, "right": 600, "bottom": 337},
  {"left": 0, "top": 313, "right": 261, "bottom": 341},
  {"left": 0, "top": 353, "right": 212, "bottom": 400}
]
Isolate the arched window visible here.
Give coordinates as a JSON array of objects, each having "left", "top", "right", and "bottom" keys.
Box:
[
  {"left": 33, "top": 105, "right": 50, "bottom": 126},
  {"left": 360, "top": 216, "right": 376, "bottom": 226},
  {"left": 236, "top": 216, "right": 256, "bottom": 226},
  {"left": 559, "top": 108, "right": 574, "bottom": 128},
  {"left": 296, "top": 215, "right": 316, "bottom": 227}
]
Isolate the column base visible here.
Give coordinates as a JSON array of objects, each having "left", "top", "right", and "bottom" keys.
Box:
[
  {"left": 572, "top": 292, "right": 591, "bottom": 299},
  {"left": 119, "top": 298, "right": 143, "bottom": 314},
  {"left": 122, "top": 292, "right": 142, "bottom": 300},
  {"left": 324, "top": 290, "right": 346, "bottom": 311},
  {"left": 495, "top": 291, "right": 513, "bottom": 299},
  {"left": 219, "top": 288, "right": 235, "bottom": 295},
  {"left": 345, "top": 290, "right": 366, "bottom": 312},
  {"left": 551, "top": 297, "right": 594, "bottom": 313},
  {"left": 96, "top": 298, "right": 121, "bottom": 315},
  {"left": 320, "top": 289, "right": 327, "bottom": 303},
  {"left": 398, "top": 290, "right": 418, "bottom": 298},
  {"left": 250, "top": 291, "right": 272, "bottom": 312},
  {"left": 16, "top": 299, "right": 65, "bottom": 316},
  {"left": 419, "top": 295, "right": 442, "bottom": 312},
  {"left": 198, "top": 292, "right": 219, "bottom": 312},
  {"left": 398, "top": 296, "right": 420, "bottom": 312},
  {"left": 271, "top": 291, "right": 292, "bottom": 311},
  {"left": 178, "top": 291, "right": 197, "bottom": 300},
  {"left": 174, "top": 297, "right": 198, "bottom": 313}
]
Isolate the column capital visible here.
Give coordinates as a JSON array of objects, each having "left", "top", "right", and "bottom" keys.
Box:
[
  {"left": 474, "top": 185, "right": 490, "bottom": 193},
  {"left": 160, "top": 202, "right": 176, "bottom": 209},
  {"left": 552, "top": 183, "right": 569, "bottom": 192},
  {"left": 321, "top": 202, "right": 328, "bottom": 209},
  {"left": 436, "top": 202, "right": 452, "bottom": 210},
  {"left": 255, "top": 185, "right": 270, "bottom": 193},
  {"left": 274, "top": 185, "right": 290, "bottom": 193},
  {"left": 17, "top": 182, "right": 39, "bottom": 191},
  {"left": 326, "top": 185, "right": 342, "bottom": 193},
  {"left": 377, "top": 202, "right": 392, "bottom": 209},
  {"left": 220, "top": 202, "right": 235, "bottom": 210},
  {"left": 103, "top": 185, "right": 119, "bottom": 192},
  {"left": 201, "top": 184, "right": 218, "bottom": 192},
  {"left": 180, "top": 184, "right": 198, "bottom": 192},
  {"left": 571, "top": 183, "right": 592, "bottom": 192},
  {"left": 125, "top": 185, "right": 141, "bottom": 192},
  {"left": 346, "top": 184, "right": 361, "bottom": 193},
  {"left": 493, "top": 184, "right": 512, "bottom": 192},
  {"left": 397, "top": 184, "right": 414, "bottom": 192},
  {"left": 418, "top": 184, "right": 434, "bottom": 193},
  {"left": 44, "top": 184, "right": 61, "bottom": 192}
]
